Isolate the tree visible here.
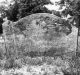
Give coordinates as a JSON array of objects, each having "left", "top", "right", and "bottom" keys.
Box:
[
  {"left": 1, "top": 0, "right": 52, "bottom": 21},
  {"left": 6, "top": 0, "right": 19, "bottom": 21}
]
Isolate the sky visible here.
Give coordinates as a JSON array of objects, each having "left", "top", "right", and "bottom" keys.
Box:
[
  {"left": 0, "top": 0, "right": 14, "bottom": 7},
  {"left": 0, "top": 0, "right": 12, "bottom": 2}
]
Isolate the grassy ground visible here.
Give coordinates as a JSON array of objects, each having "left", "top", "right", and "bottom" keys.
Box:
[{"left": 0, "top": 56, "right": 77, "bottom": 75}]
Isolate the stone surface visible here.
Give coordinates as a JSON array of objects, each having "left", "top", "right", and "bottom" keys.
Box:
[{"left": 2, "top": 13, "right": 78, "bottom": 56}]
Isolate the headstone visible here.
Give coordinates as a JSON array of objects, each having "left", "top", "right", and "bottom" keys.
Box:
[{"left": 2, "top": 13, "right": 78, "bottom": 57}]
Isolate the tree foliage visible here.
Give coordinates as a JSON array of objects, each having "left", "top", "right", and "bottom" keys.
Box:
[
  {"left": 2, "top": 0, "right": 52, "bottom": 21},
  {"left": 60, "top": 0, "right": 80, "bottom": 21}
]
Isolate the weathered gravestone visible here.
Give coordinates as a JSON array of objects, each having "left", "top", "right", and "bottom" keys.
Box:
[{"left": 2, "top": 13, "right": 78, "bottom": 57}]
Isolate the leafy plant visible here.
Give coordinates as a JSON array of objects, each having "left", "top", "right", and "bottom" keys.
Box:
[{"left": 0, "top": 0, "right": 52, "bottom": 21}]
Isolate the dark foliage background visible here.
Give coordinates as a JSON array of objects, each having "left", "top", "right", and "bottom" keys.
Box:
[{"left": 4, "top": 0, "right": 52, "bottom": 21}]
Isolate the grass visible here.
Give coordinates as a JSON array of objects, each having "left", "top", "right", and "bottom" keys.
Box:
[
  {"left": 0, "top": 52, "right": 78, "bottom": 75},
  {"left": 2, "top": 56, "right": 76, "bottom": 75}
]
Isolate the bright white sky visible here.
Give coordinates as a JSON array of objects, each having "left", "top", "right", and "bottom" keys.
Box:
[
  {"left": 0, "top": 0, "right": 14, "bottom": 7},
  {"left": 0, "top": 0, "right": 5, "bottom": 2},
  {"left": 0, "top": 0, "right": 12, "bottom": 3}
]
